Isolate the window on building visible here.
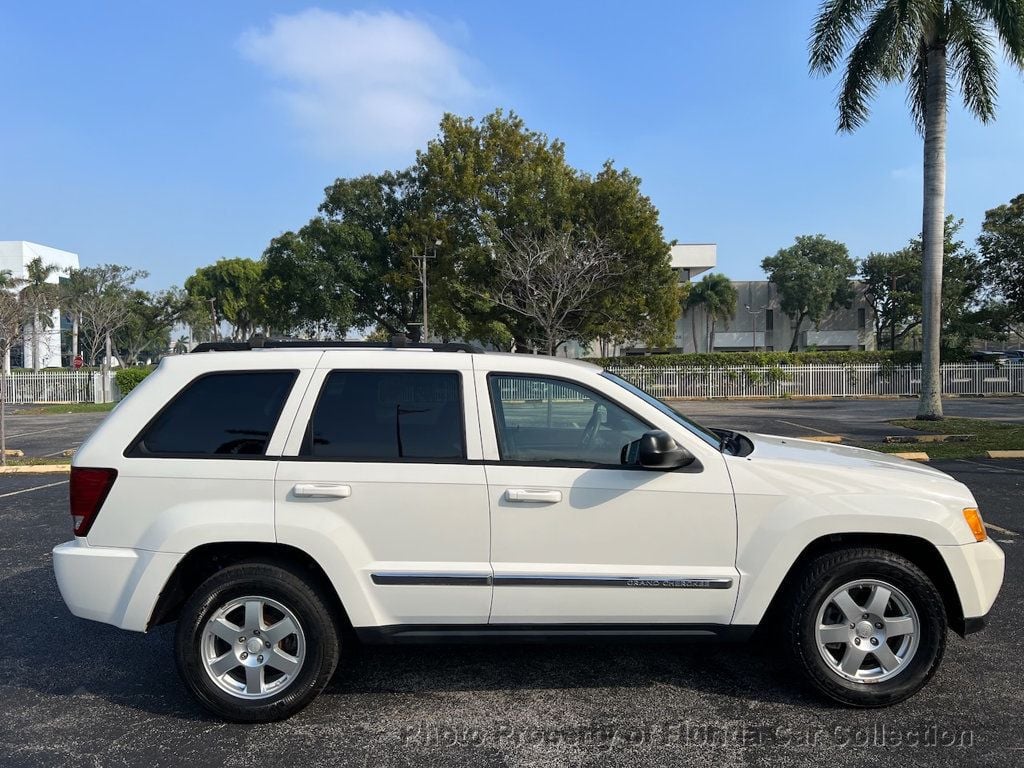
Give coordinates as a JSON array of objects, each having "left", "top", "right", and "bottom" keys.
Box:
[
  {"left": 857, "top": 307, "right": 866, "bottom": 330},
  {"left": 489, "top": 375, "right": 648, "bottom": 466},
  {"left": 129, "top": 371, "right": 297, "bottom": 457},
  {"left": 302, "top": 371, "right": 464, "bottom": 460},
  {"left": 765, "top": 310, "right": 774, "bottom": 331}
]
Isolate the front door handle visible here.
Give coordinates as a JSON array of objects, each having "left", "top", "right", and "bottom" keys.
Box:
[
  {"left": 293, "top": 483, "right": 352, "bottom": 499},
  {"left": 505, "top": 488, "right": 562, "bottom": 504}
]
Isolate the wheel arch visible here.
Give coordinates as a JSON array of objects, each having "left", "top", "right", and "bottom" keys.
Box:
[
  {"left": 756, "top": 533, "right": 967, "bottom": 636},
  {"left": 148, "top": 542, "right": 351, "bottom": 636}
]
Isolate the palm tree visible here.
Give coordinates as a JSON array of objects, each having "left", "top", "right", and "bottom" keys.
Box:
[
  {"left": 810, "top": 1, "right": 1024, "bottom": 419},
  {"left": 18, "top": 257, "right": 60, "bottom": 372},
  {"left": 686, "top": 274, "right": 738, "bottom": 352}
]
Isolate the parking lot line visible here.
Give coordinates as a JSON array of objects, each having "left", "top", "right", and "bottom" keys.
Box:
[
  {"left": 985, "top": 522, "right": 1020, "bottom": 537},
  {"left": 775, "top": 419, "right": 833, "bottom": 435},
  {"left": 0, "top": 480, "right": 69, "bottom": 499},
  {"left": 955, "top": 459, "right": 1024, "bottom": 475},
  {"left": 5, "top": 425, "right": 70, "bottom": 440}
]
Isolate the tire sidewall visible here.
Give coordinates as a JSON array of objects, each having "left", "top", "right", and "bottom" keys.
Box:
[
  {"left": 793, "top": 553, "right": 946, "bottom": 707},
  {"left": 175, "top": 564, "right": 338, "bottom": 722}
]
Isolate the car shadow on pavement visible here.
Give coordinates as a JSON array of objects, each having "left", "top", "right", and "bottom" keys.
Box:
[{"left": 5, "top": 565, "right": 826, "bottom": 719}]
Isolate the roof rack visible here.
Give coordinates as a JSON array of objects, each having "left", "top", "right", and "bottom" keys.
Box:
[{"left": 191, "top": 335, "right": 485, "bottom": 354}]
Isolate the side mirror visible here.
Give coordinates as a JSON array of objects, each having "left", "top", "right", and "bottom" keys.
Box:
[{"left": 637, "top": 430, "right": 696, "bottom": 470}]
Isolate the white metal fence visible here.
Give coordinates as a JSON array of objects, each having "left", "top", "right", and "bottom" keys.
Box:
[
  {"left": 1, "top": 371, "right": 117, "bottom": 404},
  {"left": 3, "top": 363, "right": 1023, "bottom": 404},
  {"left": 606, "top": 363, "right": 1024, "bottom": 399}
]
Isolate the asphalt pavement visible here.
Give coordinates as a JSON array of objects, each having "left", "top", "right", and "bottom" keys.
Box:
[{"left": 0, "top": 451, "right": 1021, "bottom": 766}]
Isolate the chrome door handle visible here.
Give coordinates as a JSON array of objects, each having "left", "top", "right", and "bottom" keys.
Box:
[
  {"left": 293, "top": 483, "right": 352, "bottom": 499},
  {"left": 505, "top": 488, "right": 562, "bottom": 504}
]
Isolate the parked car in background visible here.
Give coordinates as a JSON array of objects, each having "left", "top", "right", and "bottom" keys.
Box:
[
  {"left": 53, "top": 339, "right": 1005, "bottom": 721},
  {"left": 971, "top": 350, "right": 1011, "bottom": 364}
]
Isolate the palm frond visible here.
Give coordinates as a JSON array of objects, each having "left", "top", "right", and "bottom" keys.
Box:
[
  {"left": 837, "top": 1, "right": 918, "bottom": 131},
  {"left": 906, "top": 40, "right": 930, "bottom": 133},
  {"left": 965, "top": 0, "right": 1024, "bottom": 68},
  {"left": 948, "top": 1, "right": 1000, "bottom": 121},
  {"left": 810, "top": 0, "right": 874, "bottom": 74}
]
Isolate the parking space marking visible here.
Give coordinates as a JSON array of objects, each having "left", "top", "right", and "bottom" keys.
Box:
[
  {"left": 6, "top": 425, "right": 70, "bottom": 439},
  {"left": 776, "top": 419, "right": 833, "bottom": 435},
  {"left": 986, "top": 522, "right": 1020, "bottom": 537},
  {"left": 955, "top": 459, "right": 1024, "bottom": 475},
  {"left": 0, "top": 480, "right": 69, "bottom": 499}
]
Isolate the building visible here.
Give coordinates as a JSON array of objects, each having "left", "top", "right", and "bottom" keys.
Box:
[
  {"left": 672, "top": 279, "right": 876, "bottom": 353},
  {"left": 0, "top": 241, "right": 80, "bottom": 369}
]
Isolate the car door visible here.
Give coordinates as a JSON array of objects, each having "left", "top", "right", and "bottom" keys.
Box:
[
  {"left": 275, "top": 352, "right": 491, "bottom": 630},
  {"left": 477, "top": 366, "right": 738, "bottom": 627}
]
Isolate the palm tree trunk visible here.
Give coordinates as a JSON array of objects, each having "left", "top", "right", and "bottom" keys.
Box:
[
  {"left": 918, "top": 42, "right": 947, "bottom": 420},
  {"left": 32, "top": 312, "right": 40, "bottom": 372},
  {"left": 690, "top": 309, "right": 699, "bottom": 352}
]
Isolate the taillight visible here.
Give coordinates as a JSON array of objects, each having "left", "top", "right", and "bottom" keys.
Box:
[{"left": 69, "top": 467, "right": 118, "bottom": 537}]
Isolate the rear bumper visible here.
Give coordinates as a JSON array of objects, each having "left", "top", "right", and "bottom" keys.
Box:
[
  {"left": 52, "top": 540, "right": 181, "bottom": 632},
  {"left": 937, "top": 538, "right": 1005, "bottom": 628}
]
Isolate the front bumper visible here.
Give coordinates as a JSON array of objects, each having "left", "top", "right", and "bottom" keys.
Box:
[
  {"left": 937, "top": 538, "right": 1005, "bottom": 629},
  {"left": 52, "top": 540, "right": 181, "bottom": 632}
]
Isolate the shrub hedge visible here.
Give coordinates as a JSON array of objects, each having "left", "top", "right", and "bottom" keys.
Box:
[
  {"left": 587, "top": 350, "right": 969, "bottom": 368},
  {"left": 114, "top": 366, "right": 153, "bottom": 395}
]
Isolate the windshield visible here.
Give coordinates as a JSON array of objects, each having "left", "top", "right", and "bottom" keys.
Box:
[{"left": 600, "top": 371, "right": 722, "bottom": 449}]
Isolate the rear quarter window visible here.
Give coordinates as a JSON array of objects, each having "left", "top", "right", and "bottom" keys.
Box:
[{"left": 126, "top": 370, "right": 297, "bottom": 458}]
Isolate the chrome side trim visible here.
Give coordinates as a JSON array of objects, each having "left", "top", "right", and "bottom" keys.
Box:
[
  {"left": 494, "top": 575, "right": 734, "bottom": 589},
  {"left": 370, "top": 573, "right": 733, "bottom": 589}
]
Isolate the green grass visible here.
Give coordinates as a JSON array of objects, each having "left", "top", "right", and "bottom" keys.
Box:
[
  {"left": 859, "top": 417, "right": 1024, "bottom": 459},
  {"left": 2, "top": 455, "right": 72, "bottom": 466},
  {"left": 18, "top": 402, "right": 117, "bottom": 415}
]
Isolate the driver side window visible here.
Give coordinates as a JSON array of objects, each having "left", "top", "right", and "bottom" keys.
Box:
[{"left": 488, "top": 374, "right": 648, "bottom": 466}]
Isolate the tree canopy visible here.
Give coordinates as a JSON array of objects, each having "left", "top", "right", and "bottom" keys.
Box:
[
  {"left": 761, "top": 235, "right": 857, "bottom": 351},
  {"left": 979, "top": 193, "right": 1024, "bottom": 324}
]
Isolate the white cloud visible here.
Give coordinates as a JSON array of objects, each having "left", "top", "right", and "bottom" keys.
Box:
[{"left": 239, "top": 9, "right": 484, "bottom": 161}]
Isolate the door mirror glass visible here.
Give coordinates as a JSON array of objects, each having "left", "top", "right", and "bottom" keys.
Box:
[{"left": 633, "top": 430, "right": 696, "bottom": 470}]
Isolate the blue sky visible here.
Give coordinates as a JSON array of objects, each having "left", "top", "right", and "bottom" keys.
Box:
[{"left": 2, "top": 1, "right": 1022, "bottom": 289}]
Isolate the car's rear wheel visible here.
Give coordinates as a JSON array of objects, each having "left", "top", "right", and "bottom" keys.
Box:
[
  {"left": 175, "top": 562, "right": 339, "bottom": 722},
  {"left": 783, "top": 547, "right": 947, "bottom": 707}
]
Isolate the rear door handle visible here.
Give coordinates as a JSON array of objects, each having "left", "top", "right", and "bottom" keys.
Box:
[
  {"left": 505, "top": 488, "right": 562, "bottom": 504},
  {"left": 293, "top": 483, "right": 352, "bottom": 499}
]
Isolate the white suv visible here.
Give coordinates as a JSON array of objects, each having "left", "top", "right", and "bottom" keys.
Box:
[{"left": 52, "top": 340, "right": 1004, "bottom": 721}]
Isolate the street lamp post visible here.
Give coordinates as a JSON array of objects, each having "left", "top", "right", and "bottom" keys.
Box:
[
  {"left": 744, "top": 303, "right": 768, "bottom": 351},
  {"left": 414, "top": 240, "right": 442, "bottom": 341}
]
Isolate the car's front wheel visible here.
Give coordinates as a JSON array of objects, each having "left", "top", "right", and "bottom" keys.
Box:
[
  {"left": 175, "top": 562, "right": 339, "bottom": 722},
  {"left": 783, "top": 547, "right": 947, "bottom": 707}
]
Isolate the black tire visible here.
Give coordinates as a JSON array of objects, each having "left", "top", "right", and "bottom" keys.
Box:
[
  {"left": 782, "top": 547, "right": 947, "bottom": 707},
  {"left": 174, "top": 561, "right": 339, "bottom": 722}
]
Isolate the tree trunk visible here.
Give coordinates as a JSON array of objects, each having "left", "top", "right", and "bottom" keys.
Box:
[
  {"left": 690, "top": 310, "right": 699, "bottom": 353},
  {"left": 1, "top": 358, "right": 6, "bottom": 467},
  {"left": 789, "top": 312, "right": 806, "bottom": 352},
  {"left": 72, "top": 313, "right": 79, "bottom": 360},
  {"left": 917, "top": 42, "right": 947, "bottom": 420},
  {"left": 32, "top": 312, "right": 40, "bottom": 372}
]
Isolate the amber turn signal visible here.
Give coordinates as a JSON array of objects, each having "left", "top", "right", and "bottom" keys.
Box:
[{"left": 963, "top": 508, "right": 987, "bottom": 542}]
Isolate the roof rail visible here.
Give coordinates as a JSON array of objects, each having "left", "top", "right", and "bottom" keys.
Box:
[{"left": 190, "top": 335, "right": 485, "bottom": 354}]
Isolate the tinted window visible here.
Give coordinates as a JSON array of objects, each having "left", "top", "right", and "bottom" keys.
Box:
[
  {"left": 132, "top": 371, "right": 296, "bottom": 457},
  {"left": 303, "top": 371, "right": 464, "bottom": 460},
  {"left": 489, "top": 375, "right": 647, "bottom": 465}
]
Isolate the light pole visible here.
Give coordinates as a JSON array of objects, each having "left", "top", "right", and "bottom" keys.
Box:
[
  {"left": 744, "top": 304, "right": 767, "bottom": 351},
  {"left": 414, "top": 239, "right": 442, "bottom": 341}
]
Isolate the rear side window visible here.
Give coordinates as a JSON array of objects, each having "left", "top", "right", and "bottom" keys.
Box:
[
  {"left": 302, "top": 371, "right": 464, "bottom": 460},
  {"left": 128, "top": 371, "right": 297, "bottom": 457}
]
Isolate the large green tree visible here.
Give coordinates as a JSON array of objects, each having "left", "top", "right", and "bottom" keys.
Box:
[
  {"left": 185, "top": 258, "right": 267, "bottom": 341},
  {"left": 862, "top": 216, "right": 988, "bottom": 352},
  {"left": 810, "top": 0, "right": 1024, "bottom": 418},
  {"left": 762, "top": 235, "right": 857, "bottom": 351},
  {"left": 264, "top": 110, "right": 679, "bottom": 351},
  {"left": 979, "top": 193, "right": 1024, "bottom": 324}
]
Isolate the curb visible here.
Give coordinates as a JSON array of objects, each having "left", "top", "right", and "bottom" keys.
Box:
[
  {"left": 892, "top": 451, "right": 930, "bottom": 462},
  {"left": 802, "top": 435, "right": 842, "bottom": 443},
  {"left": 0, "top": 464, "right": 71, "bottom": 474},
  {"left": 986, "top": 450, "right": 1024, "bottom": 459}
]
